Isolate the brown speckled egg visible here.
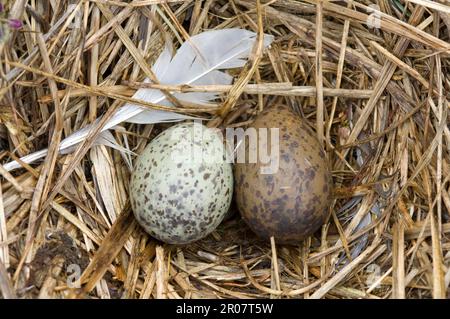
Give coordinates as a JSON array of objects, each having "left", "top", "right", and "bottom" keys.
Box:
[
  {"left": 234, "top": 105, "right": 332, "bottom": 244},
  {"left": 130, "top": 122, "right": 233, "bottom": 245}
]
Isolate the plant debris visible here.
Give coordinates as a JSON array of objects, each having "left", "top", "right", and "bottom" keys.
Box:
[{"left": 0, "top": 0, "right": 449, "bottom": 299}]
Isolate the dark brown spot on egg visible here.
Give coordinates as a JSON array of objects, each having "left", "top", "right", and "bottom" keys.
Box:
[
  {"left": 169, "top": 185, "right": 177, "bottom": 193},
  {"left": 281, "top": 154, "right": 290, "bottom": 162},
  {"left": 305, "top": 168, "right": 316, "bottom": 181}
]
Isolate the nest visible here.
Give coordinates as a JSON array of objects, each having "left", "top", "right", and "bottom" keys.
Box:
[{"left": 0, "top": 0, "right": 449, "bottom": 299}]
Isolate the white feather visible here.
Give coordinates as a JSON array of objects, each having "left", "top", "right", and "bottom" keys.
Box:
[
  {"left": 94, "top": 130, "right": 135, "bottom": 156},
  {"left": 95, "top": 130, "right": 134, "bottom": 170},
  {"left": 3, "top": 28, "right": 273, "bottom": 171}
]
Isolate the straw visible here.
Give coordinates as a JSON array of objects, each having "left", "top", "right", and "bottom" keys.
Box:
[{"left": 0, "top": 0, "right": 449, "bottom": 299}]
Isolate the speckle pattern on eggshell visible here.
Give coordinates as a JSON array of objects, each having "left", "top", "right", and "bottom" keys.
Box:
[
  {"left": 130, "top": 122, "right": 233, "bottom": 245},
  {"left": 234, "top": 105, "right": 333, "bottom": 244}
]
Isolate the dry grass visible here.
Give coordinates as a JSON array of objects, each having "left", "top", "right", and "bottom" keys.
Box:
[{"left": 0, "top": 0, "right": 449, "bottom": 299}]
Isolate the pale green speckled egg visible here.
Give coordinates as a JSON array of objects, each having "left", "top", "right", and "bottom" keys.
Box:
[{"left": 130, "top": 122, "right": 233, "bottom": 244}]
